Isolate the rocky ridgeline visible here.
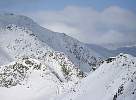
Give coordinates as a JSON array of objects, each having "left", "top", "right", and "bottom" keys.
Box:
[
  {"left": 0, "top": 58, "right": 43, "bottom": 88},
  {"left": 0, "top": 56, "right": 85, "bottom": 88}
]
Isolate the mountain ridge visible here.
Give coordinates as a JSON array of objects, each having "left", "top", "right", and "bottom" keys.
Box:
[
  {"left": 61, "top": 53, "right": 136, "bottom": 100},
  {"left": 0, "top": 13, "right": 103, "bottom": 72}
]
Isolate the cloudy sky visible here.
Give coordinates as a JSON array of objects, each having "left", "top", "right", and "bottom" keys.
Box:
[{"left": 0, "top": 0, "right": 136, "bottom": 47}]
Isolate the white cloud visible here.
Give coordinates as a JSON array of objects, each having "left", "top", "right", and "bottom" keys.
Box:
[
  {"left": 25, "top": 6, "right": 136, "bottom": 46},
  {"left": 44, "top": 23, "right": 80, "bottom": 36}
]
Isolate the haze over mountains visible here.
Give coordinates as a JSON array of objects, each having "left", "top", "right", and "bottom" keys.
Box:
[
  {"left": 86, "top": 44, "right": 136, "bottom": 58},
  {"left": 0, "top": 13, "right": 136, "bottom": 100}
]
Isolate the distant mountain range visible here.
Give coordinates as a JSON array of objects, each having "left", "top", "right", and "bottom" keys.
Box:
[{"left": 86, "top": 44, "right": 136, "bottom": 58}]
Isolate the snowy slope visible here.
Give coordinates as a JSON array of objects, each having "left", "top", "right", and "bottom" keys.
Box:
[
  {"left": 0, "top": 53, "right": 136, "bottom": 100},
  {"left": 0, "top": 25, "right": 85, "bottom": 83},
  {"left": 0, "top": 47, "right": 13, "bottom": 65},
  {"left": 0, "top": 13, "right": 103, "bottom": 72},
  {"left": 62, "top": 54, "right": 136, "bottom": 100},
  {"left": 0, "top": 58, "right": 82, "bottom": 100}
]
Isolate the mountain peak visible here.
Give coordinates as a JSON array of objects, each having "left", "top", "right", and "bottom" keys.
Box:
[{"left": 0, "top": 13, "right": 37, "bottom": 29}]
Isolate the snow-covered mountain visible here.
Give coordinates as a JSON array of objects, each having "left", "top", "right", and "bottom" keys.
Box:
[
  {"left": 0, "top": 13, "right": 100, "bottom": 99},
  {"left": 0, "top": 58, "right": 83, "bottom": 100},
  {"left": 1, "top": 13, "right": 136, "bottom": 100},
  {"left": 0, "top": 24, "right": 86, "bottom": 83},
  {"left": 0, "top": 13, "right": 90, "bottom": 100},
  {"left": 0, "top": 53, "right": 136, "bottom": 100},
  {"left": 0, "top": 13, "right": 103, "bottom": 73},
  {"left": 62, "top": 54, "right": 136, "bottom": 100}
]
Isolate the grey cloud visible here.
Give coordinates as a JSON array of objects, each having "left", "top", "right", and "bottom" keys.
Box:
[{"left": 25, "top": 6, "right": 136, "bottom": 46}]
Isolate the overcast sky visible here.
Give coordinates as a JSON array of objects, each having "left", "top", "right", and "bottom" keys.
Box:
[{"left": 0, "top": 0, "right": 136, "bottom": 46}]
